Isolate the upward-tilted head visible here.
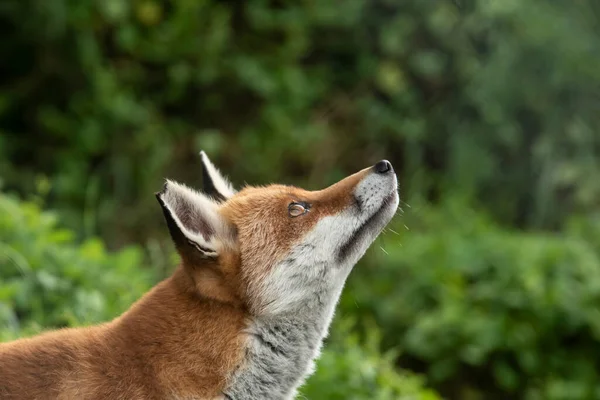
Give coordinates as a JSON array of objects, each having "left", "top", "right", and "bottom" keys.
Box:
[
  {"left": 155, "top": 153, "right": 399, "bottom": 398},
  {"left": 0, "top": 153, "right": 399, "bottom": 400},
  {"left": 156, "top": 153, "right": 399, "bottom": 317}
]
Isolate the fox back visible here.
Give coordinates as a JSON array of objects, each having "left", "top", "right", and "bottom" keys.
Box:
[{"left": 0, "top": 154, "right": 399, "bottom": 400}]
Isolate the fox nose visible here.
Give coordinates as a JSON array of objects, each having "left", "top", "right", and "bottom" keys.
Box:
[{"left": 374, "top": 160, "right": 393, "bottom": 174}]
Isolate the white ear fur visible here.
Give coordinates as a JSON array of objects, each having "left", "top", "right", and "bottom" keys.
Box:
[
  {"left": 158, "top": 180, "right": 233, "bottom": 258},
  {"left": 200, "top": 151, "right": 237, "bottom": 200}
]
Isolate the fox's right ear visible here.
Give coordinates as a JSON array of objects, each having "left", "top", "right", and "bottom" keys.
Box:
[
  {"left": 156, "top": 180, "right": 235, "bottom": 263},
  {"left": 200, "top": 151, "right": 237, "bottom": 201}
]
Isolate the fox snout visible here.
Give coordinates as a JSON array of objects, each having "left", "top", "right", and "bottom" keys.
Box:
[
  {"left": 353, "top": 159, "right": 398, "bottom": 216},
  {"left": 310, "top": 159, "right": 398, "bottom": 215},
  {"left": 328, "top": 160, "right": 399, "bottom": 264}
]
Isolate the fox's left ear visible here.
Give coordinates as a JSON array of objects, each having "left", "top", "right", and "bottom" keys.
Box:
[
  {"left": 156, "top": 180, "right": 235, "bottom": 263},
  {"left": 200, "top": 151, "right": 237, "bottom": 201}
]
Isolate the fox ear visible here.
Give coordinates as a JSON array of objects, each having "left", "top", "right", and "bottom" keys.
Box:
[
  {"left": 156, "top": 180, "right": 235, "bottom": 262},
  {"left": 200, "top": 151, "right": 236, "bottom": 201}
]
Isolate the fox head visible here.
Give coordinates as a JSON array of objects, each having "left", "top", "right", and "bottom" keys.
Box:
[{"left": 156, "top": 152, "right": 399, "bottom": 316}]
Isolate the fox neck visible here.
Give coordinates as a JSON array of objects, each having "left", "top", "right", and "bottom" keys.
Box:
[{"left": 224, "top": 261, "right": 350, "bottom": 400}]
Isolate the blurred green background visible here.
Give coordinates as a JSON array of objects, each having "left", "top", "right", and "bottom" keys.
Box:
[{"left": 1, "top": 0, "right": 600, "bottom": 399}]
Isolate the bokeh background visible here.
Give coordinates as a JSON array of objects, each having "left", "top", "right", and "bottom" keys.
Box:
[{"left": 1, "top": 0, "right": 600, "bottom": 399}]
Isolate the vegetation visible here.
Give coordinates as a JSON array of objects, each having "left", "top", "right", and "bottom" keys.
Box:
[
  {"left": 0, "top": 194, "right": 154, "bottom": 341},
  {"left": 345, "top": 201, "right": 600, "bottom": 399},
  {"left": 1, "top": 0, "right": 599, "bottom": 398}
]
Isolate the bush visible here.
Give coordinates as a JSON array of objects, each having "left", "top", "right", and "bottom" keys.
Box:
[
  {"left": 1, "top": 0, "right": 599, "bottom": 247},
  {"left": 3, "top": 3, "right": 599, "bottom": 393},
  {"left": 0, "top": 193, "right": 156, "bottom": 339},
  {"left": 301, "top": 318, "right": 442, "bottom": 400},
  {"left": 342, "top": 199, "right": 600, "bottom": 399}
]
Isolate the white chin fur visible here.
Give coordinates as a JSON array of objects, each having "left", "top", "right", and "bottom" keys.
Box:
[
  {"left": 225, "top": 170, "right": 399, "bottom": 399},
  {"left": 257, "top": 171, "right": 399, "bottom": 315}
]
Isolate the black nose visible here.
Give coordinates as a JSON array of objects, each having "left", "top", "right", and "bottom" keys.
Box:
[{"left": 374, "top": 160, "right": 392, "bottom": 174}]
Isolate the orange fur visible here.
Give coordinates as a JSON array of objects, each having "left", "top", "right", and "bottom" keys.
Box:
[
  {"left": 221, "top": 167, "right": 370, "bottom": 294},
  {"left": 0, "top": 166, "right": 371, "bottom": 399},
  {"left": 0, "top": 267, "right": 246, "bottom": 399}
]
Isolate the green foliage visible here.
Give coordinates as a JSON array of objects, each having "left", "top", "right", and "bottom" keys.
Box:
[
  {"left": 301, "top": 318, "right": 442, "bottom": 400},
  {"left": 2, "top": 0, "right": 600, "bottom": 398},
  {"left": 0, "top": 193, "right": 155, "bottom": 340},
  {"left": 343, "top": 199, "right": 600, "bottom": 399},
  {"left": 2, "top": 0, "right": 599, "bottom": 246}
]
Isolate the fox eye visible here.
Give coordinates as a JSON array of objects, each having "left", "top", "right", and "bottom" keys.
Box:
[{"left": 288, "top": 202, "right": 309, "bottom": 217}]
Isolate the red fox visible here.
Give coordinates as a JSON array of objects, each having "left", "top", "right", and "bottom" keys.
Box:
[{"left": 0, "top": 152, "right": 399, "bottom": 399}]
